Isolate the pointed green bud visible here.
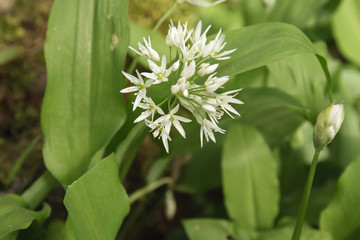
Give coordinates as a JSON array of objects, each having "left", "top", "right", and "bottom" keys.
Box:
[{"left": 313, "top": 103, "right": 345, "bottom": 151}]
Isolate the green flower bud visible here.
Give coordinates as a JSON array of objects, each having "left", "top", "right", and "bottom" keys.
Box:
[{"left": 313, "top": 103, "right": 345, "bottom": 151}]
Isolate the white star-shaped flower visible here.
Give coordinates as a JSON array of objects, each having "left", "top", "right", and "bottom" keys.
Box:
[
  {"left": 142, "top": 55, "right": 172, "bottom": 84},
  {"left": 129, "top": 37, "right": 160, "bottom": 62},
  {"left": 121, "top": 70, "right": 153, "bottom": 111},
  {"left": 134, "top": 97, "right": 165, "bottom": 123}
]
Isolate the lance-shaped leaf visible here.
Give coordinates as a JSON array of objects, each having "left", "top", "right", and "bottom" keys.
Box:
[
  {"left": 64, "top": 154, "right": 129, "bottom": 240},
  {"left": 320, "top": 157, "right": 360, "bottom": 240},
  {"left": 41, "top": 0, "right": 129, "bottom": 185},
  {"left": 0, "top": 195, "right": 50, "bottom": 238},
  {"left": 217, "top": 22, "right": 331, "bottom": 89},
  {"left": 332, "top": 0, "right": 360, "bottom": 67},
  {"left": 222, "top": 123, "right": 280, "bottom": 230}
]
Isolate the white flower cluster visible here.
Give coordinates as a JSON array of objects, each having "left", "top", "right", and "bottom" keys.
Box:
[{"left": 121, "top": 20, "right": 243, "bottom": 153}]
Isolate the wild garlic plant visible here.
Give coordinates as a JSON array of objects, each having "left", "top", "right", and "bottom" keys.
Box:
[{"left": 121, "top": 20, "right": 243, "bottom": 152}]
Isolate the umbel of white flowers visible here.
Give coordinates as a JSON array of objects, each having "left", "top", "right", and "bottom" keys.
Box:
[
  {"left": 313, "top": 103, "right": 345, "bottom": 151},
  {"left": 177, "top": 0, "right": 225, "bottom": 7},
  {"left": 121, "top": 20, "right": 243, "bottom": 153}
]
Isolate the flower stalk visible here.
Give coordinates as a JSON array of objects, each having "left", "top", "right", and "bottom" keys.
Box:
[{"left": 291, "top": 149, "right": 320, "bottom": 240}]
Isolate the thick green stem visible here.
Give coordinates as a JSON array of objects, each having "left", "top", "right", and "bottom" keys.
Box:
[
  {"left": 21, "top": 171, "right": 58, "bottom": 210},
  {"left": 291, "top": 150, "right": 321, "bottom": 240},
  {"left": 129, "top": 177, "right": 172, "bottom": 204}
]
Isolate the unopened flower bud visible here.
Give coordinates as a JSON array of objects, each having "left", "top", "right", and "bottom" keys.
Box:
[{"left": 313, "top": 103, "right": 345, "bottom": 151}]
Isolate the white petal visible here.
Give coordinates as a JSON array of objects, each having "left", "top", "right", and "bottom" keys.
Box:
[
  {"left": 175, "top": 115, "right": 192, "bottom": 123},
  {"left": 133, "top": 93, "right": 143, "bottom": 111},
  {"left": 173, "top": 120, "right": 186, "bottom": 138},
  {"left": 120, "top": 86, "right": 139, "bottom": 93},
  {"left": 122, "top": 71, "right": 140, "bottom": 84},
  {"left": 162, "top": 133, "right": 170, "bottom": 153},
  {"left": 134, "top": 111, "right": 152, "bottom": 123}
]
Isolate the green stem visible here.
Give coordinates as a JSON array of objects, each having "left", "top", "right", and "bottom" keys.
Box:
[
  {"left": 151, "top": 2, "right": 178, "bottom": 35},
  {"left": 129, "top": 177, "right": 172, "bottom": 204},
  {"left": 127, "top": 57, "right": 139, "bottom": 75},
  {"left": 291, "top": 150, "right": 321, "bottom": 240},
  {"left": 21, "top": 171, "right": 58, "bottom": 210}
]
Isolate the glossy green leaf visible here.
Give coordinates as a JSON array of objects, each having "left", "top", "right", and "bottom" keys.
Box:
[
  {"left": 239, "top": 88, "right": 306, "bottom": 147},
  {"left": 222, "top": 123, "right": 279, "bottom": 230},
  {"left": 332, "top": 0, "right": 360, "bottom": 66},
  {"left": 41, "top": 0, "right": 129, "bottom": 185},
  {"left": 64, "top": 154, "right": 129, "bottom": 240},
  {"left": 183, "top": 219, "right": 237, "bottom": 240},
  {"left": 0, "top": 195, "right": 50, "bottom": 238},
  {"left": 217, "top": 22, "right": 331, "bottom": 89},
  {"left": 320, "top": 157, "right": 360, "bottom": 240},
  {"left": 267, "top": 53, "right": 328, "bottom": 122}
]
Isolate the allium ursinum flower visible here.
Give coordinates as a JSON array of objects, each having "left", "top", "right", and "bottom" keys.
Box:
[
  {"left": 122, "top": 20, "right": 243, "bottom": 152},
  {"left": 121, "top": 70, "right": 153, "bottom": 111},
  {"left": 129, "top": 37, "right": 160, "bottom": 62},
  {"left": 177, "top": 0, "right": 226, "bottom": 7},
  {"left": 313, "top": 103, "right": 345, "bottom": 151}
]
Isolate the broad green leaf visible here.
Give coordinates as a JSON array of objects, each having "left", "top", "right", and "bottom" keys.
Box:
[
  {"left": 320, "top": 157, "right": 360, "bottom": 240},
  {"left": 183, "top": 219, "right": 238, "bottom": 240},
  {"left": 222, "top": 123, "right": 279, "bottom": 230},
  {"left": 0, "top": 195, "right": 50, "bottom": 238},
  {"left": 267, "top": 53, "right": 328, "bottom": 122},
  {"left": 64, "top": 154, "right": 129, "bottom": 240},
  {"left": 42, "top": 0, "right": 129, "bottom": 185},
  {"left": 217, "top": 22, "right": 331, "bottom": 89},
  {"left": 332, "top": 0, "right": 360, "bottom": 66},
  {"left": 239, "top": 88, "right": 306, "bottom": 147}
]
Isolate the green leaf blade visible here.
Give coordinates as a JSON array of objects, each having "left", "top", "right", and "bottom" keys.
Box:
[
  {"left": 0, "top": 195, "right": 51, "bottom": 238},
  {"left": 332, "top": 0, "right": 360, "bottom": 67},
  {"left": 64, "top": 154, "right": 129, "bottom": 240},
  {"left": 222, "top": 123, "right": 280, "bottom": 230},
  {"left": 217, "top": 22, "right": 331, "bottom": 91},
  {"left": 42, "top": 0, "right": 129, "bottom": 185},
  {"left": 320, "top": 157, "right": 360, "bottom": 240}
]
